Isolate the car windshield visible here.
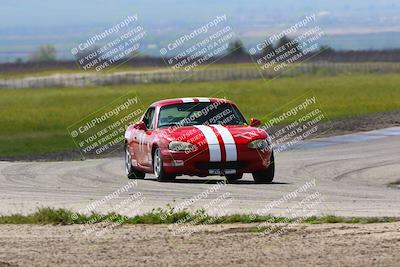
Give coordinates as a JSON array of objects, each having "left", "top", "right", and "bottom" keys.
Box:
[{"left": 158, "top": 102, "right": 247, "bottom": 128}]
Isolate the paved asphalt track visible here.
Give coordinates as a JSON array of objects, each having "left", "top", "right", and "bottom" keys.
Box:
[{"left": 0, "top": 127, "right": 399, "bottom": 217}]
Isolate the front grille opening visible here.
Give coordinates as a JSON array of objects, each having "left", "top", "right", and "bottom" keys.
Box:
[{"left": 195, "top": 161, "right": 246, "bottom": 170}]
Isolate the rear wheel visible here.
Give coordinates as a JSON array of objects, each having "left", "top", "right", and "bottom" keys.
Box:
[
  {"left": 153, "top": 148, "right": 176, "bottom": 182},
  {"left": 125, "top": 144, "right": 145, "bottom": 179},
  {"left": 252, "top": 152, "right": 275, "bottom": 183},
  {"left": 225, "top": 173, "right": 243, "bottom": 183}
]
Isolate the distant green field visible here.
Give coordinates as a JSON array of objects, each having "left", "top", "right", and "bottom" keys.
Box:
[{"left": 0, "top": 73, "right": 399, "bottom": 157}]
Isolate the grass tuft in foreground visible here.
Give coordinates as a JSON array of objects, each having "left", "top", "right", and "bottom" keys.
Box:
[{"left": 0, "top": 207, "right": 397, "bottom": 225}]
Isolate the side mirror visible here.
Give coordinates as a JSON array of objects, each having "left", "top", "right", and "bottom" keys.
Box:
[
  {"left": 134, "top": 121, "right": 146, "bottom": 131},
  {"left": 250, "top": 118, "right": 261, "bottom": 127}
]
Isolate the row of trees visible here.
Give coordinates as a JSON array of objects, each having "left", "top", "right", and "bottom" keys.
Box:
[
  {"left": 227, "top": 35, "right": 330, "bottom": 57},
  {"left": 29, "top": 45, "right": 57, "bottom": 62},
  {"left": 28, "top": 36, "right": 331, "bottom": 62}
]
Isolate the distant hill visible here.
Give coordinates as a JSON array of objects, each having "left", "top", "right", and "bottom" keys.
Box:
[{"left": 1, "top": 0, "right": 400, "bottom": 62}]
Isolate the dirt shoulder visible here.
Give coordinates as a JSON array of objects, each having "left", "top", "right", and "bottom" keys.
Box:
[{"left": 0, "top": 222, "right": 399, "bottom": 267}]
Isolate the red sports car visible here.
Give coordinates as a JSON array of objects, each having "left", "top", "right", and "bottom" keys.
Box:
[{"left": 124, "top": 97, "right": 274, "bottom": 183}]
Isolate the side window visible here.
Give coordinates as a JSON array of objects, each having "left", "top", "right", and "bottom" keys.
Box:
[{"left": 143, "top": 108, "right": 155, "bottom": 129}]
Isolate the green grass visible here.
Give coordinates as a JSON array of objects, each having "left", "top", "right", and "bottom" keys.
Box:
[
  {"left": 0, "top": 207, "right": 397, "bottom": 225},
  {"left": 0, "top": 73, "right": 399, "bottom": 157}
]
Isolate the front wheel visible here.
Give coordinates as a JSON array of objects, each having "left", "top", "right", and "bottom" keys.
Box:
[
  {"left": 125, "top": 144, "right": 145, "bottom": 179},
  {"left": 252, "top": 152, "right": 275, "bottom": 183},
  {"left": 153, "top": 148, "right": 176, "bottom": 182},
  {"left": 225, "top": 173, "right": 243, "bottom": 183}
]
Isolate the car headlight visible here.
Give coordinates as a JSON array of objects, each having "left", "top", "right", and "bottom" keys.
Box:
[
  {"left": 168, "top": 141, "right": 197, "bottom": 152},
  {"left": 248, "top": 139, "right": 268, "bottom": 149}
]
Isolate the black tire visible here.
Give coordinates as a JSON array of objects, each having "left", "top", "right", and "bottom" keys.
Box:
[
  {"left": 225, "top": 173, "right": 243, "bottom": 183},
  {"left": 125, "top": 144, "right": 145, "bottom": 179},
  {"left": 153, "top": 147, "right": 176, "bottom": 182},
  {"left": 252, "top": 152, "right": 275, "bottom": 183}
]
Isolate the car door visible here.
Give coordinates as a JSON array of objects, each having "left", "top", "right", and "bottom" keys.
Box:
[{"left": 136, "top": 107, "right": 155, "bottom": 167}]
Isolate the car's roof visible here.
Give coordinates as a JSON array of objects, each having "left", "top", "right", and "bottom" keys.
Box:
[{"left": 150, "top": 97, "right": 234, "bottom": 107}]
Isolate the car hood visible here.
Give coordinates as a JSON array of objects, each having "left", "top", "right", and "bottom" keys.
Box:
[{"left": 157, "top": 125, "right": 268, "bottom": 145}]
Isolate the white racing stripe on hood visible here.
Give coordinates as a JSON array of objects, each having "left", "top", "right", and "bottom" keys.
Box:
[
  {"left": 211, "top": 124, "right": 237, "bottom": 161},
  {"left": 194, "top": 125, "right": 221, "bottom": 162}
]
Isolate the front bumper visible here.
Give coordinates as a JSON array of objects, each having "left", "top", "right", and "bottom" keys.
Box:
[{"left": 161, "top": 145, "right": 272, "bottom": 176}]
